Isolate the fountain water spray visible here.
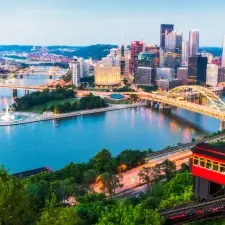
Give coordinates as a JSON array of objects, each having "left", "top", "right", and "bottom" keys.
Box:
[{"left": 1, "top": 104, "right": 15, "bottom": 122}]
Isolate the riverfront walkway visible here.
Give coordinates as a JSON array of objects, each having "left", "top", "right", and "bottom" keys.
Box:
[{"left": 0, "top": 103, "right": 146, "bottom": 126}]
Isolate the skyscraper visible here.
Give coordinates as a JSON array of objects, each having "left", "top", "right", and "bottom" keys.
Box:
[
  {"left": 188, "top": 55, "right": 207, "bottom": 84},
  {"left": 69, "top": 57, "right": 80, "bottom": 87},
  {"left": 182, "top": 40, "right": 189, "bottom": 65},
  {"left": 160, "top": 24, "right": 174, "bottom": 49},
  {"left": 130, "top": 41, "right": 145, "bottom": 77},
  {"left": 221, "top": 35, "right": 225, "bottom": 68},
  {"left": 164, "top": 31, "right": 182, "bottom": 71},
  {"left": 137, "top": 45, "right": 160, "bottom": 84},
  {"left": 189, "top": 29, "right": 199, "bottom": 57}
]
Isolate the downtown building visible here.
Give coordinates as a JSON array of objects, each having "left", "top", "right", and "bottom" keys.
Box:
[
  {"left": 69, "top": 57, "right": 82, "bottom": 87},
  {"left": 221, "top": 35, "right": 225, "bottom": 68},
  {"left": 164, "top": 30, "right": 183, "bottom": 71},
  {"left": 188, "top": 55, "right": 207, "bottom": 84},
  {"left": 160, "top": 24, "right": 174, "bottom": 50},
  {"left": 177, "top": 67, "right": 188, "bottom": 85},
  {"left": 182, "top": 40, "right": 189, "bottom": 66},
  {"left": 206, "top": 64, "right": 219, "bottom": 86},
  {"left": 136, "top": 44, "right": 160, "bottom": 85},
  {"left": 129, "top": 40, "right": 145, "bottom": 78},
  {"left": 189, "top": 29, "right": 200, "bottom": 57}
]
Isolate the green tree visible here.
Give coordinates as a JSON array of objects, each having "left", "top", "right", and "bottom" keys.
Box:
[
  {"left": 160, "top": 159, "right": 176, "bottom": 182},
  {"left": 116, "top": 149, "right": 146, "bottom": 169},
  {"left": 97, "top": 202, "right": 163, "bottom": 225},
  {"left": 159, "top": 171, "right": 193, "bottom": 208},
  {"left": 89, "top": 149, "right": 114, "bottom": 174},
  {"left": 38, "top": 195, "right": 85, "bottom": 225},
  {"left": 0, "top": 167, "right": 34, "bottom": 225},
  {"left": 130, "top": 94, "right": 138, "bottom": 102},
  {"left": 100, "top": 172, "right": 123, "bottom": 196},
  {"left": 138, "top": 167, "right": 155, "bottom": 189}
]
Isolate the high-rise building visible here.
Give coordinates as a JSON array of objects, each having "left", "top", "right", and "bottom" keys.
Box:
[
  {"left": 177, "top": 67, "right": 188, "bottom": 85},
  {"left": 206, "top": 64, "right": 219, "bottom": 86},
  {"left": 189, "top": 29, "right": 199, "bottom": 57},
  {"left": 221, "top": 35, "right": 225, "bottom": 68},
  {"left": 164, "top": 31, "right": 182, "bottom": 71},
  {"left": 69, "top": 57, "right": 80, "bottom": 87},
  {"left": 135, "top": 67, "right": 152, "bottom": 85},
  {"left": 160, "top": 24, "right": 174, "bottom": 49},
  {"left": 188, "top": 55, "right": 207, "bottom": 84},
  {"left": 130, "top": 41, "right": 145, "bottom": 77},
  {"left": 156, "top": 68, "right": 175, "bottom": 81},
  {"left": 137, "top": 45, "right": 160, "bottom": 84},
  {"left": 182, "top": 40, "right": 189, "bottom": 66},
  {"left": 94, "top": 65, "right": 121, "bottom": 86}
]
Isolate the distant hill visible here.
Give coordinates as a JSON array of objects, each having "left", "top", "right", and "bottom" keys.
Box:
[
  {"left": 0, "top": 45, "right": 222, "bottom": 60},
  {"left": 49, "top": 44, "right": 118, "bottom": 60}
]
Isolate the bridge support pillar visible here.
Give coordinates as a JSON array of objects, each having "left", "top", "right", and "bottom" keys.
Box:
[
  {"left": 159, "top": 103, "right": 172, "bottom": 112},
  {"left": 12, "top": 89, "right": 17, "bottom": 98},
  {"left": 220, "top": 121, "right": 225, "bottom": 131},
  {"left": 25, "top": 90, "right": 30, "bottom": 95}
]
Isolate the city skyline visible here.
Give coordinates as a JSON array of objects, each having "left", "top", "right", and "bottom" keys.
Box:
[{"left": 1, "top": 0, "right": 225, "bottom": 46}]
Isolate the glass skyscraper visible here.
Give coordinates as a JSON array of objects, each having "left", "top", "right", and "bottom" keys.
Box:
[
  {"left": 160, "top": 24, "right": 174, "bottom": 50},
  {"left": 189, "top": 29, "right": 200, "bottom": 57},
  {"left": 188, "top": 55, "right": 207, "bottom": 84}
]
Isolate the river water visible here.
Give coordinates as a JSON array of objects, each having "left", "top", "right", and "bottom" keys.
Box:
[{"left": 0, "top": 75, "right": 222, "bottom": 172}]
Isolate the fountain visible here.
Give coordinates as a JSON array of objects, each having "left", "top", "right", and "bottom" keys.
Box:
[
  {"left": 0, "top": 104, "right": 24, "bottom": 123},
  {"left": 1, "top": 105, "right": 16, "bottom": 121}
]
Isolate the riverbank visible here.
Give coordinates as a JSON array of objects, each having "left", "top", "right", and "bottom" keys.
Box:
[{"left": 0, "top": 102, "right": 147, "bottom": 126}]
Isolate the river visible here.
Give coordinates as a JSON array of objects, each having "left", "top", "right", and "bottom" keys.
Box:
[{"left": 0, "top": 75, "right": 222, "bottom": 173}]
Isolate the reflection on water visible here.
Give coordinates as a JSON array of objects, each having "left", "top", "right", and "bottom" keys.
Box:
[{"left": 0, "top": 105, "right": 220, "bottom": 173}]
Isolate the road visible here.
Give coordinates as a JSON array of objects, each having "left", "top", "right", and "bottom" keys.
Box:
[{"left": 93, "top": 133, "right": 225, "bottom": 196}]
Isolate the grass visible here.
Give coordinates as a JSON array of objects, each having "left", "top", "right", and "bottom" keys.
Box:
[{"left": 22, "top": 98, "right": 79, "bottom": 114}]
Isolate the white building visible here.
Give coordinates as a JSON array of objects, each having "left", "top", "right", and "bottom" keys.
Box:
[
  {"left": 165, "top": 31, "right": 177, "bottom": 51},
  {"left": 222, "top": 35, "right": 225, "bottom": 68},
  {"left": 156, "top": 67, "right": 175, "bottom": 81},
  {"left": 189, "top": 29, "right": 199, "bottom": 57},
  {"left": 69, "top": 57, "right": 81, "bottom": 87},
  {"left": 206, "top": 64, "right": 219, "bottom": 86},
  {"left": 182, "top": 40, "right": 189, "bottom": 65}
]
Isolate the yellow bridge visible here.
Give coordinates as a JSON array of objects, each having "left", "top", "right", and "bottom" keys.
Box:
[{"left": 134, "top": 85, "right": 225, "bottom": 130}]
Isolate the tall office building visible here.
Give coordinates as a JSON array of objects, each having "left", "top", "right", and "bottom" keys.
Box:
[
  {"left": 130, "top": 41, "right": 145, "bottom": 77},
  {"left": 189, "top": 29, "right": 199, "bottom": 57},
  {"left": 188, "top": 55, "right": 207, "bottom": 84},
  {"left": 137, "top": 45, "right": 160, "bottom": 84},
  {"left": 160, "top": 24, "right": 174, "bottom": 49},
  {"left": 164, "top": 31, "right": 182, "bottom": 71},
  {"left": 182, "top": 40, "right": 189, "bottom": 65},
  {"left": 221, "top": 35, "right": 225, "bottom": 68},
  {"left": 69, "top": 57, "right": 81, "bottom": 87}
]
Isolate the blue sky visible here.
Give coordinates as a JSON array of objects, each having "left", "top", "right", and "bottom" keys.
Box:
[{"left": 0, "top": 0, "right": 224, "bottom": 46}]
